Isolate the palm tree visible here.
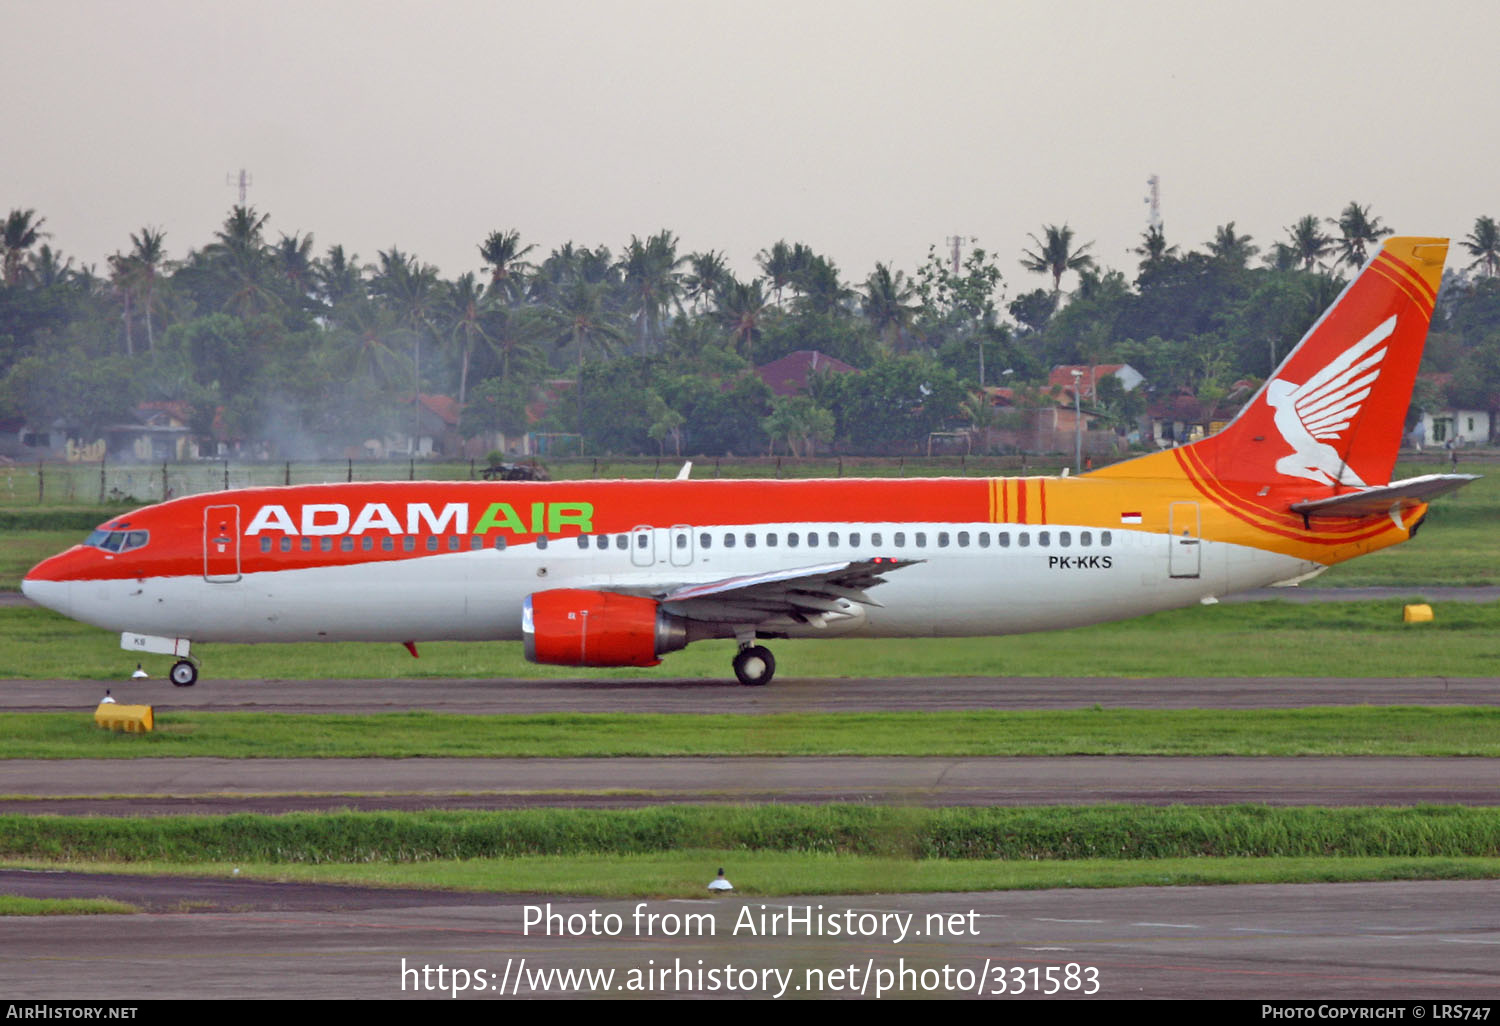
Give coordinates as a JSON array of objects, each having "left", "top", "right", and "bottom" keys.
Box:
[
  {"left": 485, "top": 304, "right": 548, "bottom": 382},
  {"left": 2, "top": 209, "right": 49, "bottom": 285},
  {"left": 794, "top": 254, "right": 852, "bottom": 316},
  {"left": 443, "top": 272, "right": 494, "bottom": 412},
  {"left": 544, "top": 275, "right": 627, "bottom": 369},
  {"left": 1284, "top": 215, "right": 1334, "bottom": 272},
  {"left": 1329, "top": 202, "right": 1392, "bottom": 268},
  {"left": 715, "top": 277, "right": 770, "bottom": 361},
  {"left": 619, "top": 230, "right": 685, "bottom": 354},
  {"left": 1206, "top": 223, "right": 1258, "bottom": 268},
  {"left": 1462, "top": 216, "right": 1500, "bottom": 277},
  {"left": 1133, "top": 226, "right": 1178, "bottom": 272},
  {"left": 329, "top": 298, "right": 411, "bottom": 389},
  {"left": 128, "top": 227, "right": 168, "bottom": 349},
  {"left": 273, "top": 232, "right": 317, "bottom": 303},
  {"left": 478, "top": 229, "right": 535, "bottom": 301},
  {"left": 683, "top": 250, "right": 731, "bottom": 312},
  {"left": 1020, "top": 224, "right": 1095, "bottom": 293},
  {"left": 861, "top": 263, "right": 920, "bottom": 349},
  {"left": 757, "top": 240, "right": 797, "bottom": 306},
  {"left": 315, "top": 244, "right": 365, "bottom": 308},
  {"left": 29, "top": 244, "right": 73, "bottom": 287},
  {"left": 205, "top": 206, "right": 280, "bottom": 315},
  {"left": 107, "top": 252, "right": 139, "bottom": 356}
]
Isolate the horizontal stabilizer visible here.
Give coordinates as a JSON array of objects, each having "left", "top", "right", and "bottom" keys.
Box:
[{"left": 1289, "top": 474, "right": 1478, "bottom": 518}]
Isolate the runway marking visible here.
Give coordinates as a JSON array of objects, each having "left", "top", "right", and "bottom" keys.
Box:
[
  {"left": 1035, "top": 918, "right": 1103, "bottom": 924},
  {"left": 1132, "top": 922, "right": 1201, "bottom": 929},
  {"left": 1021, "top": 946, "right": 1073, "bottom": 952}
]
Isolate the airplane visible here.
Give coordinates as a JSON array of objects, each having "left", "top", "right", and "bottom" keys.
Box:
[{"left": 22, "top": 236, "right": 1474, "bottom": 688}]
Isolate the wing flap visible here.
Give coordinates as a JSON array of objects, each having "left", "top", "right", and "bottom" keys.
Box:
[{"left": 660, "top": 557, "right": 922, "bottom": 627}]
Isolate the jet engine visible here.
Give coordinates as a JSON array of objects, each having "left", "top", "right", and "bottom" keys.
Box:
[{"left": 523, "top": 589, "right": 688, "bottom": 667}]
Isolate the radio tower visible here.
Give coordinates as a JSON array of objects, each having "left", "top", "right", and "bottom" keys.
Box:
[
  {"left": 945, "top": 234, "right": 978, "bottom": 274},
  {"left": 1144, "top": 174, "right": 1162, "bottom": 232},
  {"left": 226, "top": 168, "right": 253, "bottom": 206}
]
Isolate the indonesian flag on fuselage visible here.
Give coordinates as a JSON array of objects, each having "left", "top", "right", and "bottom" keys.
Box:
[{"left": 1120, "top": 512, "right": 1143, "bottom": 524}]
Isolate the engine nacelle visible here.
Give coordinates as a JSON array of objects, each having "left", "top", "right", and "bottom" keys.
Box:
[{"left": 523, "top": 589, "right": 688, "bottom": 667}]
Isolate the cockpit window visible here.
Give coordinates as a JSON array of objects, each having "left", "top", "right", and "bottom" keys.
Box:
[{"left": 86, "top": 529, "right": 149, "bottom": 553}]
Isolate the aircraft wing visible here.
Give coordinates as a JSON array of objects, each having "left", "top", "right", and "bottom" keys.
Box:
[
  {"left": 657, "top": 557, "right": 921, "bottom": 626},
  {"left": 1290, "top": 473, "right": 1478, "bottom": 518}
]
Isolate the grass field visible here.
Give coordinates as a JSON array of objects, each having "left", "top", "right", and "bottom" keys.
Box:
[
  {"left": 3, "top": 599, "right": 1497, "bottom": 681},
  {"left": 8, "top": 806, "right": 1500, "bottom": 897},
  {"left": 7, "top": 706, "right": 1500, "bottom": 758},
  {"left": 0, "top": 895, "right": 138, "bottom": 916}
]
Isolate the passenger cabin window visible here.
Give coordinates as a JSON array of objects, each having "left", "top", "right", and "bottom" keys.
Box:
[
  {"left": 260, "top": 537, "right": 271, "bottom": 553},
  {"left": 1059, "top": 531, "right": 1071, "bottom": 547},
  {"left": 998, "top": 532, "right": 1010, "bottom": 547},
  {"left": 494, "top": 536, "right": 507, "bottom": 551},
  {"left": 745, "top": 533, "right": 757, "bottom": 548},
  {"left": 870, "top": 532, "right": 881, "bottom": 546},
  {"left": 1101, "top": 531, "right": 1113, "bottom": 546},
  {"left": 404, "top": 537, "right": 416, "bottom": 552},
  {"left": 848, "top": 532, "right": 860, "bottom": 546},
  {"left": 808, "top": 532, "right": 819, "bottom": 547},
  {"left": 787, "top": 532, "right": 799, "bottom": 547},
  {"left": 381, "top": 537, "right": 394, "bottom": 552},
  {"left": 1081, "top": 531, "right": 1092, "bottom": 546},
  {"left": 1018, "top": 532, "right": 1029, "bottom": 548},
  {"left": 766, "top": 533, "right": 777, "bottom": 546},
  {"left": 957, "top": 531, "right": 969, "bottom": 547},
  {"left": 615, "top": 536, "right": 627, "bottom": 550},
  {"left": 723, "top": 533, "right": 735, "bottom": 548},
  {"left": 577, "top": 536, "right": 590, "bottom": 550},
  {"left": 341, "top": 537, "right": 354, "bottom": 552},
  {"left": 938, "top": 532, "right": 950, "bottom": 548},
  {"left": 426, "top": 536, "right": 439, "bottom": 552},
  {"left": 536, "top": 535, "right": 549, "bottom": 550},
  {"left": 1038, "top": 531, "right": 1049, "bottom": 547},
  {"left": 915, "top": 532, "right": 927, "bottom": 547},
  {"left": 700, "top": 533, "right": 712, "bottom": 549},
  {"left": 280, "top": 538, "right": 292, "bottom": 553},
  {"left": 894, "top": 532, "right": 905, "bottom": 547}
]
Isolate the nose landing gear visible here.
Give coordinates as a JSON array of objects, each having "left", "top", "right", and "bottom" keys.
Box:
[
  {"left": 732, "top": 644, "right": 775, "bottom": 687},
  {"left": 169, "top": 659, "right": 199, "bottom": 687}
]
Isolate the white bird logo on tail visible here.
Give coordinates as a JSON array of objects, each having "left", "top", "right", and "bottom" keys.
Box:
[{"left": 1265, "top": 315, "right": 1396, "bottom": 487}]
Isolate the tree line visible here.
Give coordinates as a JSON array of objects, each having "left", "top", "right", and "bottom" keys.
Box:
[{"left": 2, "top": 203, "right": 1498, "bottom": 458}]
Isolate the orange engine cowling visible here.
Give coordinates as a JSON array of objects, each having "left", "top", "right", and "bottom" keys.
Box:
[{"left": 523, "top": 589, "right": 689, "bottom": 667}]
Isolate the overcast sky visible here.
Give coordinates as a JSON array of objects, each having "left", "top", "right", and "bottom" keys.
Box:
[{"left": 9, "top": 0, "right": 1498, "bottom": 291}]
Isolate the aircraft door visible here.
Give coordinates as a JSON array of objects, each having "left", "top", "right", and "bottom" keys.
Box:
[
  {"left": 668, "top": 524, "right": 694, "bottom": 567},
  {"left": 630, "top": 524, "right": 655, "bottom": 567},
  {"left": 1168, "top": 501, "right": 1201, "bottom": 579},
  {"left": 203, "top": 504, "right": 242, "bottom": 583}
]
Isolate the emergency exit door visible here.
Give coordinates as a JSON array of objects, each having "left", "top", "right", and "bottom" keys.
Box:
[{"left": 1168, "top": 501, "right": 1201, "bottom": 579}]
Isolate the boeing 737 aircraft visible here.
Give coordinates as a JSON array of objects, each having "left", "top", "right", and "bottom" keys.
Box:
[{"left": 23, "top": 236, "right": 1473, "bottom": 687}]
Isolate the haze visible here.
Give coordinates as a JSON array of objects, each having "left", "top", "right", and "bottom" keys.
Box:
[{"left": 8, "top": 0, "right": 1496, "bottom": 283}]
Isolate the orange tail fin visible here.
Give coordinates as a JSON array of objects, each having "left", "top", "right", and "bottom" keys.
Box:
[{"left": 1104, "top": 236, "right": 1447, "bottom": 491}]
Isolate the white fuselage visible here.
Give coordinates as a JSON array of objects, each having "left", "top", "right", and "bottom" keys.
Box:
[{"left": 38, "top": 520, "right": 1317, "bottom": 645}]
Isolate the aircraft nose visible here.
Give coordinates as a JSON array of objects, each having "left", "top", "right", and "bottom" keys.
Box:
[{"left": 21, "top": 569, "right": 72, "bottom": 617}]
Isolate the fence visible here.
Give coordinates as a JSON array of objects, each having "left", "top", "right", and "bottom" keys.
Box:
[{"left": 1, "top": 453, "right": 1083, "bottom": 507}]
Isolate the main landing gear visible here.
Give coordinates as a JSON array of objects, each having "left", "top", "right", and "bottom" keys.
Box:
[
  {"left": 732, "top": 644, "right": 776, "bottom": 687},
  {"left": 169, "top": 659, "right": 199, "bottom": 687}
]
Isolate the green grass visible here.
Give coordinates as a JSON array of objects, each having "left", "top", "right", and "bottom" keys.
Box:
[
  {"left": 7, "top": 706, "right": 1500, "bottom": 758},
  {"left": 6, "top": 806, "right": 1500, "bottom": 861},
  {"left": 4, "top": 600, "right": 1500, "bottom": 681},
  {"left": 8, "top": 853, "right": 1500, "bottom": 898},
  {"left": 0, "top": 895, "right": 139, "bottom": 916}
]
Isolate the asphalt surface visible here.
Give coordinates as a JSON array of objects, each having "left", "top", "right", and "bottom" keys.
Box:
[
  {"left": 4, "top": 876, "right": 1499, "bottom": 999},
  {"left": 9, "top": 674, "right": 1500, "bottom": 713},
  {"left": 4, "top": 755, "right": 1499, "bottom": 813}
]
